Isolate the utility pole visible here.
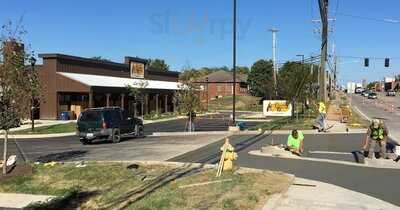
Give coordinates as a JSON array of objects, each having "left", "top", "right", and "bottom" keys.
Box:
[
  {"left": 232, "top": 0, "right": 237, "bottom": 125},
  {"left": 332, "top": 43, "right": 337, "bottom": 95},
  {"left": 318, "top": 0, "right": 328, "bottom": 102},
  {"left": 269, "top": 28, "right": 279, "bottom": 98}
]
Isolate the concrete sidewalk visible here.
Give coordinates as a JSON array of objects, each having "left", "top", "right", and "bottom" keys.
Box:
[
  {"left": 1, "top": 120, "right": 75, "bottom": 133},
  {"left": 0, "top": 193, "right": 55, "bottom": 209},
  {"left": 263, "top": 177, "right": 400, "bottom": 210}
]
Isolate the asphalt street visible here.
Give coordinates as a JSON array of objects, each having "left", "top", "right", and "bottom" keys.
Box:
[
  {"left": 170, "top": 133, "right": 400, "bottom": 207},
  {"left": 0, "top": 134, "right": 228, "bottom": 163},
  {"left": 350, "top": 93, "right": 400, "bottom": 143},
  {"left": 0, "top": 112, "right": 264, "bottom": 163}
]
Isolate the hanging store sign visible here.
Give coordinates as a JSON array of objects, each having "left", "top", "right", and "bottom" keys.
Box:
[{"left": 130, "top": 61, "right": 145, "bottom": 79}]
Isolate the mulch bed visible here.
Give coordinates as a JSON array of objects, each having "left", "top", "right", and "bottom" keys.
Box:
[{"left": 0, "top": 164, "right": 33, "bottom": 182}]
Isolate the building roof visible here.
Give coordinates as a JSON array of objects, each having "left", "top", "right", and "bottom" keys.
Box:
[
  {"left": 196, "top": 70, "right": 247, "bottom": 83},
  {"left": 57, "top": 72, "right": 181, "bottom": 90},
  {"left": 39, "top": 53, "right": 181, "bottom": 77}
]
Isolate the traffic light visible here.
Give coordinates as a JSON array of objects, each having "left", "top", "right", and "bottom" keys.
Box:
[
  {"left": 364, "top": 58, "right": 369, "bottom": 67},
  {"left": 385, "top": 58, "right": 390, "bottom": 67}
]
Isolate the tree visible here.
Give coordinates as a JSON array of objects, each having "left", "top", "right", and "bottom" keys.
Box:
[
  {"left": 149, "top": 59, "right": 169, "bottom": 71},
  {"left": 1, "top": 21, "right": 40, "bottom": 174},
  {"left": 173, "top": 78, "right": 202, "bottom": 132},
  {"left": 91, "top": 56, "right": 111, "bottom": 62},
  {"left": 247, "top": 59, "right": 274, "bottom": 98},
  {"left": 126, "top": 80, "right": 148, "bottom": 118},
  {"left": 236, "top": 66, "right": 249, "bottom": 75},
  {"left": 367, "top": 81, "right": 379, "bottom": 90},
  {"left": 278, "top": 61, "right": 317, "bottom": 117}
]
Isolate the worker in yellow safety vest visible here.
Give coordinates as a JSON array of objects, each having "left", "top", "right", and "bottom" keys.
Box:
[
  {"left": 362, "top": 119, "right": 388, "bottom": 159},
  {"left": 314, "top": 101, "right": 327, "bottom": 132}
]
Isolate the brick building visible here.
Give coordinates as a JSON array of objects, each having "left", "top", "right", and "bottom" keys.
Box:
[
  {"left": 36, "top": 53, "right": 180, "bottom": 120},
  {"left": 196, "top": 70, "right": 249, "bottom": 101}
]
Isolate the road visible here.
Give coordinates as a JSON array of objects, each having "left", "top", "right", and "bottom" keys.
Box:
[
  {"left": 1, "top": 134, "right": 228, "bottom": 163},
  {"left": 350, "top": 93, "right": 400, "bottom": 143},
  {"left": 170, "top": 133, "right": 400, "bottom": 207},
  {"left": 1, "top": 112, "right": 265, "bottom": 163}
]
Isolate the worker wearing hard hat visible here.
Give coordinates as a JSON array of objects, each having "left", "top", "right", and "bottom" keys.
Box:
[{"left": 362, "top": 119, "right": 388, "bottom": 159}]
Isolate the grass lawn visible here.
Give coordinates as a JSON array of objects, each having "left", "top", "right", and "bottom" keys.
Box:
[
  {"left": 252, "top": 116, "right": 316, "bottom": 131},
  {"left": 9, "top": 122, "right": 77, "bottom": 135},
  {"left": 208, "top": 96, "right": 262, "bottom": 112},
  {"left": 0, "top": 162, "right": 292, "bottom": 210}
]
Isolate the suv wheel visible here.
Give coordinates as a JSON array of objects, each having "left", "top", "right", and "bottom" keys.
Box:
[
  {"left": 112, "top": 129, "right": 121, "bottom": 143},
  {"left": 136, "top": 125, "right": 144, "bottom": 138}
]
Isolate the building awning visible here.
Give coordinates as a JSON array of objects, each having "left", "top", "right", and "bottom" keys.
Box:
[{"left": 57, "top": 72, "right": 181, "bottom": 90}]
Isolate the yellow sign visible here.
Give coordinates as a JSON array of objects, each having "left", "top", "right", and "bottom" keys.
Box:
[
  {"left": 263, "top": 100, "right": 292, "bottom": 116},
  {"left": 130, "top": 62, "right": 145, "bottom": 78}
]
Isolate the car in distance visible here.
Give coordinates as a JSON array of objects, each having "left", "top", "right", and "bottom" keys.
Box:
[
  {"left": 368, "top": 92, "right": 377, "bottom": 99},
  {"left": 76, "top": 107, "right": 144, "bottom": 144},
  {"left": 361, "top": 90, "right": 372, "bottom": 97},
  {"left": 355, "top": 87, "right": 364, "bottom": 94},
  {"left": 386, "top": 90, "right": 396, "bottom": 97}
]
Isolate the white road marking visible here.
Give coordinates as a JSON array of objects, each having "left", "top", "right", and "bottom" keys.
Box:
[
  {"left": 308, "top": 150, "right": 352, "bottom": 155},
  {"left": 353, "top": 105, "right": 371, "bottom": 121}
]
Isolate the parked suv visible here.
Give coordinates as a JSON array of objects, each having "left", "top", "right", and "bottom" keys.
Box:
[{"left": 77, "top": 107, "right": 144, "bottom": 144}]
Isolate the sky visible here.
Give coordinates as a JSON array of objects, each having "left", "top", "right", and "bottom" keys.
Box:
[{"left": 1, "top": 0, "right": 399, "bottom": 85}]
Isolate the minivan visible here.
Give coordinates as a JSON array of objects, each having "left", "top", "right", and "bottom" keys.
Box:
[{"left": 76, "top": 107, "right": 144, "bottom": 144}]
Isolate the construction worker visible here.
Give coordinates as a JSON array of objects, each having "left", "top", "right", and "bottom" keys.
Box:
[
  {"left": 286, "top": 129, "right": 305, "bottom": 156},
  {"left": 314, "top": 101, "right": 327, "bottom": 132},
  {"left": 362, "top": 119, "right": 388, "bottom": 159}
]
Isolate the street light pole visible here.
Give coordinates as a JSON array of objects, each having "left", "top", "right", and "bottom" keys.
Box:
[
  {"left": 206, "top": 77, "right": 209, "bottom": 111},
  {"left": 29, "top": 56, "right": 37, "bottom": 132},
  {"left": 269, "top": 28, "right": 279, "bottom": 98},
  {"left": 232, "top": 0, "right": 237, "bottom": 125}
]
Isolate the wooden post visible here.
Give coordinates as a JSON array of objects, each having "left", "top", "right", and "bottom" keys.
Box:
[
  {"left": 155, "top": 94, "right": 159, "bottom": 116},
  {"left": 164, "top": 94, "right": 168, "bottom": 113},
  {"left": 88, "top": 92, "right": 93, "bottom": 108},
  {"left": 106, "top": 93, "right": 111, "bottom": 107},
  {"left": 120, "top": 93, "right": 125, "bottom": 109},
  {"left": 144, "top": 94, "right": 149, "bottom": 115}
]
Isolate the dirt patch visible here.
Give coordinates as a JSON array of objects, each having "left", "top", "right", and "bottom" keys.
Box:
[
  {"left": 0, "top": 164, "right": 33, "bottom": 182},
  {"left": 36, "top": 150, "right": 87, "bottom": 163}
]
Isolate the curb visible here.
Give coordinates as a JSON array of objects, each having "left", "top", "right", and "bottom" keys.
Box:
[
  {"left": 5, "top": 132, "right": 76, "bottom": 139},
  {"left": 248, "top": 150, "right": 400, "bottom": 170},
  {"left": 150, "top": 129, "right": 367, "bottom": 137}
]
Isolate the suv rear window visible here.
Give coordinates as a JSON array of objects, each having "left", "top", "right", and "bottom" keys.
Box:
[
  {"left": 103, "top": 110, "right": 121, "bottom": 123},
  {"left": 80, "top": 110, "right": 102, "bottom": 121}
]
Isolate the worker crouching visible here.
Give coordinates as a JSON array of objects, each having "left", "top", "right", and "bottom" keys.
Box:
[{"left": 362, "top": 119, "right": 388, "bottom": 159}]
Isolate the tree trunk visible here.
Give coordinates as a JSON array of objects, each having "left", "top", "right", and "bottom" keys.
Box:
[{"left": 3, "top": 130, "right": 8, "bottom": 175}]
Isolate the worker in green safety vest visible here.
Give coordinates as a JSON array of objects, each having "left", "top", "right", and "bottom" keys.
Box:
[
  {"left": 285, "top": 130, "right": 305, "bottom": 156},
  {"left": 362, "top": 119, "right": 388, "bottom": 159}
]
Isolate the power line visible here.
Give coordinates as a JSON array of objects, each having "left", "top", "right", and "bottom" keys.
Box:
[
  {"left": 336, "top": 12, "right": 400, "bottom": 24},
  {"left": 338, "top": 55, "right": 400, "bottom": 60}
]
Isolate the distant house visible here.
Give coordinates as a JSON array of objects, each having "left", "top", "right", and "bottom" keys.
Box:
[{"left": 196, "top": 70, "right": 249, "bottom": 101}]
